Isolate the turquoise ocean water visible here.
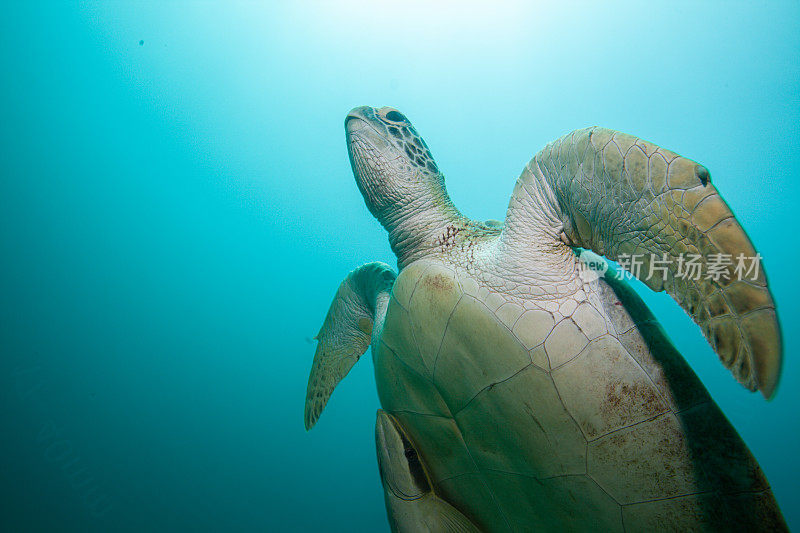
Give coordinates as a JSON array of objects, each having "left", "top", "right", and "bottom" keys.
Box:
[{"left": 2, "top": 2, "right": 798, "bottom": 531}]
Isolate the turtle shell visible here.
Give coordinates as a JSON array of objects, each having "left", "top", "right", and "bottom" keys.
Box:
[{"left": 374, "top": 259, "right": 786, "bottom": 532}]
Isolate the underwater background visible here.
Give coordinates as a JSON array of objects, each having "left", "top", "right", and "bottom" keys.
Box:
[{"left": 1, "top": 2, "right": 798, "bottom": 531}]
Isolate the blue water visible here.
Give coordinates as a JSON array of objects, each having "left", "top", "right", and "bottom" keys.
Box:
[{"left": 1, "top": 2, "right": 798, "bottom": 531}]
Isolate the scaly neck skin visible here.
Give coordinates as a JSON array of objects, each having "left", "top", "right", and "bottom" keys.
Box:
[
  {"left": 488, "top": 231, "right": 584, "bottom": 298},
  {"left": 377, "top": 167, "right": 583, "bottom": 298},
  {"left": 381, "top": 189, "right": 469, "bottom": 271},
  {"left": 487, "top": 169, "right": 585, "bottom": 297}
]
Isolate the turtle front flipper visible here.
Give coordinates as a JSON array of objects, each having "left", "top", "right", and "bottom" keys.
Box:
[
  {"left": 304, "top": 262, "right": 396, "bottom": 430},
  {"left": 502, "top": 128, "right": 781, "bottom": 398},
  {"left": 375, "top": 410, "right": 481, "bottom": 533}
]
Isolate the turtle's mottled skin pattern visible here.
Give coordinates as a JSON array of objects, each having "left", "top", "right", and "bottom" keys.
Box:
[
  {"left": 305, "top": 106, "right": 786, "bottom": 531},
  {"left": 377, "top": 249, "right": 782, "bottom": 531}
]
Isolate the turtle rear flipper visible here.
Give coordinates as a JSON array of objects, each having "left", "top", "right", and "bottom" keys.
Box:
[
  {"left": 375, "top": 410, "right": 481, "bottom": 533},
  {"left": 304, "top": 262, "right": 396, "bottom": 430}
]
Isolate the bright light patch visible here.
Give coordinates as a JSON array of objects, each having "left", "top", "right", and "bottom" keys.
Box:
[{"left": 292, "top": 0, "right": 535, "bottom": 59}]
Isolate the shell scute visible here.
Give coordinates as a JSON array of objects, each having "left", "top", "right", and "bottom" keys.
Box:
[
  {"left": 571, "top": 302, "right": 608, "bottom": 340},
  {"left": 455, "top": 365, "right": 586, "bottom": 479},
  {"left": 482, "top": 471, "right": 623, "bottom": 532},
  {"left": 511, "top": 309, "right": 554, "bottom": 349},
  {"left": 391, "top": 259, "right": 429, "bottom": 309},
  {"left": 392, "top": 411, "right": 478, "bottom": 483},
  {"left": 551, "top": 336, "right": 669, "bottom": 439},
  {"left": 434, "top": 474, "right": 512, "bottom": 533},
  {"left": 587, "top": 413, "right": 698, "bottom": 504},
  {"left": 380, "top": 296, "right": 430, "bottom": 378},
  {"left": 375, "top": 341, "right": 449, "bottom": 418},
  {"left": 433, "top": 295, "right": 530, "bottom": 414},
  {"left": 405, "top": 262, "right": 463, "bottom": 375},
  {"left": 544, "top": 318, "right": 589, "bottom": 368},
  {"left": 617, "top": 322, "right": 710, "bottom": 412}
]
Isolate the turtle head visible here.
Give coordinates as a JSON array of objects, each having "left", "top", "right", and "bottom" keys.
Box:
[
  {"left": 345, "top": 106, "right": 446, "bottom": 224},
  {"left": 375, "top": 410, "right": 430, "bottom": 500},
  {"left": 345, "top": 106, "right": 465, "bottom": 267}
]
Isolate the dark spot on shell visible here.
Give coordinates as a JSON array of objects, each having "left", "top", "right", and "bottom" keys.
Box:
[
  {"left": 426, "top": 161, "right": 438, "bottom": 173},
  {"left": 389, "top": 126, "right": 402, "bottom": 139}
]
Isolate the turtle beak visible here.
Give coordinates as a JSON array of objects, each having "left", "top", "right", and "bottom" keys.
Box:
[
  {"left": 345, "top": 105, "right": 374, "bottom": 128},
  {"left": 345, "top": 106, "right": 378, "bottom": 143},
  {"left": 345, "top": 106, "right": 392, "bottom": 154}
]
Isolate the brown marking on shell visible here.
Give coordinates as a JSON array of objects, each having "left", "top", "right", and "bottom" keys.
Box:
[
  {"left": 601, "top": 379, "right": 664, "bottom": 423},
  {"left": 423, "top": 272, "right": 455, "bottom": 293}
]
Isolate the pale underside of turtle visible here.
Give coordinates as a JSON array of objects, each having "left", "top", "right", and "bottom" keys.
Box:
[{"left": 304, "top": 106, "right": 786, "bottom": 532}]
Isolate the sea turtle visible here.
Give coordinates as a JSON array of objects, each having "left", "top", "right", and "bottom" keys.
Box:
[{"left": 304, "top": 106, "right": 787, "bottom": 531}]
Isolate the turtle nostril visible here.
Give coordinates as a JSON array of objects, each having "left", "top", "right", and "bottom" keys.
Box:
[{"left": 385, "top": 110, "right": 407, "bottom": 123}]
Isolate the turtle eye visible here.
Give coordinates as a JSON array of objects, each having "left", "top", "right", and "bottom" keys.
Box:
[{"left": 385, "top": 110, "right": 407, "bottom": 123}]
